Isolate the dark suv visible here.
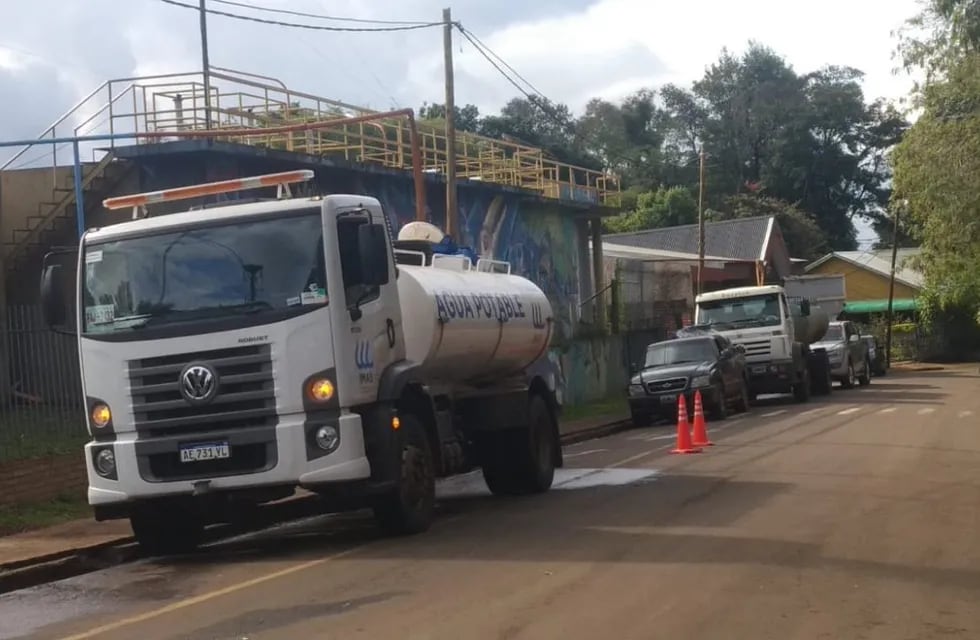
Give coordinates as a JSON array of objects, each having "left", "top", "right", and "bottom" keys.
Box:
[{"left": 627, "top": 334, "right": 751, "bottom": 426}]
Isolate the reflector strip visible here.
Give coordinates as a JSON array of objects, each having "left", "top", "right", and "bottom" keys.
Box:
[{"left": 102, "top": 170, "right": 315, "bottom": 210}]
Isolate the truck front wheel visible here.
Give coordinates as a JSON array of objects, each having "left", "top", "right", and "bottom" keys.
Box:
[
  {"left": 482, "top": 394, "right": 557, "bottom": 496},
  {"left": 130, "top": 503, "right": 204, "bottom": 556},
  {"left": 372, "top": 413, "right": 436, "bottom": 536},
  {"left": 793, "top": 367, "right": 811, "bottom": 403}
]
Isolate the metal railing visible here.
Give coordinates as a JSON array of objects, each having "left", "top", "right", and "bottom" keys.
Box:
[
  {"left": 1, "top": 67, "right": 620, "bottom": 207},
  {"left": 0, "top": 305, "right": 85, "bottom": 462}
]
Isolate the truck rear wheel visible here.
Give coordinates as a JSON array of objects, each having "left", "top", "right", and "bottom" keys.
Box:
[
  {"left": 482, "top": 394, "right": 557, "bottom": 496},
  {"left": 130, "top": 503, "right": 204, "bottom": 556},
  {"left": 372, "top": 413, "right": 436, "bottom": 536}
]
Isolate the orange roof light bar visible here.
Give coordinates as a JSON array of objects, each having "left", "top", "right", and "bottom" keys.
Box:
[{"left": 102, "top": 170, "right": 316, "bottom": 211}]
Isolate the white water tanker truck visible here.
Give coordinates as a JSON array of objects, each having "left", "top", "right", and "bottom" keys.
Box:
[
  {"left": 39, "top": 170, "right": 563, "bottom": 554},
  {"left": 692, "top": 284, "right": 833, "bottom": 402}
]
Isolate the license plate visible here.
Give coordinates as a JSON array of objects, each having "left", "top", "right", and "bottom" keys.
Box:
[
  {"left": 179, "top": 442, "right": 230, "bottom": 463},
  {"left": 660, "top": 394, "right": 678, "bottom": 404},
  {"left": 751, "top": 365, "right": 767, "bottom": 374}
]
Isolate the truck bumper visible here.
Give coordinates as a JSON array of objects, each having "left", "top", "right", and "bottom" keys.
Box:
[
  {"left": 85, "top": 412, "right": 371, "bottom": 510},
  {"left": 745, "top": 360, "right": 796, "bottom": 394}
]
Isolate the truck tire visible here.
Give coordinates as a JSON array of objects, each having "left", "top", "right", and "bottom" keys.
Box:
[
  {"left": 858, "top": 358, "right": 872, "bottom": 386},
  {"left": 793, "top": 367, "right": 811, "bottom": 403},
  {"left": 809, "top": 354, "right": 833, "bottom": 396},
  {"left": 631, "top": 410, "right": 651, "bottom": 427},
  {"left": 482, "top": 394, "right": 557, "bottom": 496},
  {"left": 372, "top": 413, "right": 436, "bottom": 536},
  {"left": 130, "top": 504, "right": 204, "bottom": 556}
]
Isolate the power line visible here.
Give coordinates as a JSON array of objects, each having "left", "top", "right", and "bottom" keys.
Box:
[
  {"left": 209, "top": 0, "right": 431, "bottom": 26},
  {"left": 157, "top": 0, "right": 442, "bottom": 32},
  {"left": 456, "top": 27, "right": 545, "bottom": 99}
]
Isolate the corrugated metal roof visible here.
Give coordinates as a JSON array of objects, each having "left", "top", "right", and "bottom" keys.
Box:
[
  {"left": 805, "top": 248, "right": 923, "bottom": 289},
  {"left": 603, "top": 216, "right": 774, "bottom": 262}
]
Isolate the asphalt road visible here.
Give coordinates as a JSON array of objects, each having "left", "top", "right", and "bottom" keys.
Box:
[{"left": 3, "top": 365, "right": 979, "bottom": 640}]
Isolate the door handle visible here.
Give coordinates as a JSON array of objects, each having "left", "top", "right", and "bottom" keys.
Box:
[{"left": 386, "top": 318, "right": 396, "bottom": 348}]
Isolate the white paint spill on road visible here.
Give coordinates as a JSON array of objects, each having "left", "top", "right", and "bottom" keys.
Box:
[
  {"left": 563, "top": 449, "right": 608, "bottom": 458},
  {"left": 436, "top": 467, "right": 659, "bottom": 498},
  {"left": 878, "top": 407, "right": 897, "bottom": 414},
  {"left": 761, "top": 409, "right": 787, "bottom": 417},
  {"left": 917, "top": 407, "right": 936, "bottom": 415},
  {"left": 959, "top": 410, "right": 974, "bottom": 419},
  {"left": 837, "top": 407, "right": 861, "bottom": 415}
]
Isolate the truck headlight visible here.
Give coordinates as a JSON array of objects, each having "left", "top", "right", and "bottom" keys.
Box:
[
  {"left": 93, "top": 447, "right": 116, "bottom": 479},
  {"left": 314, "top": 425, "right": 340, "bottom": 453},
  {"left": 91, "top": 403, "right": 112, "bottom": 429},
  {"left": 691, "top": 375, "right": 711, "bottom": 388},
  {"left": 306, "top": 378, "right": 335, "bottom": 403},
  {"left": 628, "top": 383, "right": 645, "bottom": 396}
]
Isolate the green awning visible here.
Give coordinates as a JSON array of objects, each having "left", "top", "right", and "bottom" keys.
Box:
[{"left": 842, "top": 298, "right": 918, "bottom": 314}]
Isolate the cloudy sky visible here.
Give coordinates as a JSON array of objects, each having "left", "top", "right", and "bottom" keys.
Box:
[{"left": 1, "top": 0, "right": 924, "bottom": 244}]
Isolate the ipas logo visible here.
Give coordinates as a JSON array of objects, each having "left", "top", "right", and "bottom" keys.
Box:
[{"left": 355, "top": 339, "right": 374, "bottom": 384}]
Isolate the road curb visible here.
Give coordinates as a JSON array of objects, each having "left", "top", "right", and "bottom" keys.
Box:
[{"left": 1, "top": 418, "right": 632, "bottom": 594}]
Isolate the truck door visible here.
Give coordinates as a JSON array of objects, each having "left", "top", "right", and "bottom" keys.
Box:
[
  {"left": 714, "top": 335, "right": 739, "bottom": 393},
  {"left": 332, "top": 208, "right": 405, "bottom": 407}
]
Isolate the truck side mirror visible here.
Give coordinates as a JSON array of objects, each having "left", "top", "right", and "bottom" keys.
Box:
[
  {"left": 40, "top": 264, "right": 67, "bottom": 329},
  {"left": 848, "top": 333, "right": 859, "bottom": 343},
  {"left": 800, "top": 299, "right": 811, "bottom": 316},
  {"left": 357, "top": 223, "right": 390, "bottom": 287}
]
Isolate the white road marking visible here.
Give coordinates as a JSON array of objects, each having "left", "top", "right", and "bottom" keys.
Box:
[
  {"left": 563, "top": 448, "right": 608, "bottom": 458},
  {"left": 837, "top": 407, "right": 861, "bottom": 415},
  {"left": 644, "top": 433, "right": 678, "bottom": 442},
  {"left": 878, "top": 407, "right": 897, "bottom": 414},
  {"left": 917, "top": 407, "right": 936, "bottom": 415},
  {"left": 959, "top": 410, "right": 974, "bottom": 419},
  {"left": 761, "top": 409, "right": 787, "bottom": 417}
]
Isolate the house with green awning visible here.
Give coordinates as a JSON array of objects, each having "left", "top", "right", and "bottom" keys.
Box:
[{"left": 804, "top": 248, "right": 923, "bottom": 317}]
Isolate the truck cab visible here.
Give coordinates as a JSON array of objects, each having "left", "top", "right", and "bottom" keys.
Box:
[
  {"left": 694, "top": 284, "right": 833, "bottom": 402},
  {"left": 39, "top": 170, "right": 563, "bottom": 555}
]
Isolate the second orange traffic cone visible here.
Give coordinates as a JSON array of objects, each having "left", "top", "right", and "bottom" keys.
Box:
[
  {"left": 691, "top": 389, "right": 713, "bottom": 447},
  {"left": 671, "top": 394, "right": 702, "bottom": 454}
]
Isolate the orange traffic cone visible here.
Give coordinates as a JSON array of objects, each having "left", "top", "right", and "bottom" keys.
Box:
[
  {"left": 671, "top": 394, "right": 702, "bottom": 454},
  {"left": 691, "top": 390, "right": 714, "bottom": 447}
]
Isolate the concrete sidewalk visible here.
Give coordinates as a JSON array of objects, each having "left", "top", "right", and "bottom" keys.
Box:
[{"left": 0, "top": 410, "right": 629, "bottom": 571}]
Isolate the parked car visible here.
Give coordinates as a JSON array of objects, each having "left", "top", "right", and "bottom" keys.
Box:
[
  {"left": 627, "top": 333, "right": 750, "bottom": 426},
  {"left": 811, "top": 320, "right": 872, "bottom": 388},
  {"left": 861, "top": 334, "right": 888, "bottom": 376}
]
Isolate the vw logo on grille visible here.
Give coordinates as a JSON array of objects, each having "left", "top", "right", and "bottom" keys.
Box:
[{"left": 179, "top": 363, "right": 219, "bottom": 404}]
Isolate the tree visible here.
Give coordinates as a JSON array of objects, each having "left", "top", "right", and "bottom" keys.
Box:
[
  {"left": 720, "top": 194, "right": 830, "bottom": 261},
  {"left": 604, "top": 186, "right": 697, "bottom": 233},
  {"left": 418, "top": 102, "right": 482, "bottom": 133},
  {"left": 892, "top": 53, "right": 980, "bottom": 316}
]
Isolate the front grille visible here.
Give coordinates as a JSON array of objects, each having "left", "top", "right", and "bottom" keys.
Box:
[
  {"left": 129, "top": 345, "right": 276, "bottom": 436},
  {"left": 740, "top": 339, "right": 771, "bottom": 358},
  {"left": 645, "top": 377, "right": 687, "bottom": 393}
]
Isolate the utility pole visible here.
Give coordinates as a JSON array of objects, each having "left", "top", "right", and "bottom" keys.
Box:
[
  {"left": 442, "top": 7, "right": 458, "bottom": 242},
  {"left": 199, "top": 0, "right": 213, "bottom": 130},
  {"left": 884, "top": 201, "right": 902, "bottom": 368},
  {"left": 696, "top": 148, "right": 706, "bottom": 295}
]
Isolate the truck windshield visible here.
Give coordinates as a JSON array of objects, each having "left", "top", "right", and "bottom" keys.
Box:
[
  {"left": 697, "top": 293, "right": 782, "bottom": 329},
  {"left": 82, "top": 210, "right": 326, "bottom": 334},
  {"left": 823, "top": 325, "right": 844, "bottom": 341},
  {"left": 644, "top": 340, "right": 716, "bottom": 367}
]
